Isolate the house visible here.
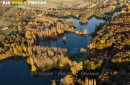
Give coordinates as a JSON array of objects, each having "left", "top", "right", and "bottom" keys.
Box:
[{"left": 51, "top": 32, "right": 57, "bottom": 39}]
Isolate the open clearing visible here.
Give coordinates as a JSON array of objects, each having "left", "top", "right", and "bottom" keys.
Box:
[
  {"left": 0, "top": 29, "right": 15, "bottom": 36},
  {"left": 0, "top": 20, "right": 12, "bottom": 27}
]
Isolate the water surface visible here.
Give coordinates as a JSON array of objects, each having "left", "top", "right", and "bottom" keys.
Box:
[
  {"left": 40, "top": 17, "right": 104, "bottom": 54},
  {"left": 0, "top": 17, "right": 104, "bottom": 85}
]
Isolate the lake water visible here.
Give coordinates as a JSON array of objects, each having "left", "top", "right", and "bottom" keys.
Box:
[
  {"left": 39, "top": 17, "right": 104, "bottom": 54},
  {"left": 0, "top": 17, "right": 104, "bottom": 85}
]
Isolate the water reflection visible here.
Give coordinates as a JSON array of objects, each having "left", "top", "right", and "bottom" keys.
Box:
[{"left": 39, "top": 17, "right": 104, "bottom": 54}]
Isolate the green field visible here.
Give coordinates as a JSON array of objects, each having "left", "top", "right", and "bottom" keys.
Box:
[
  {"left": 0, "top": 21, "right": 12, "bottom": 27},
  {"left": 0, "top": 6, "right": 15, "bottom": 27},
  {"left": 0, "top": 29, "right": 17, "bottom": 36},
  {"left": 46, "top": 0, "right": 65, "bottom": 5},
  {"left": 0, "top": 30, "right": 13, "bottom": 36}
]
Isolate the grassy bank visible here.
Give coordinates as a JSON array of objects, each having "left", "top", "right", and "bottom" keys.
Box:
[
  {"left": 0, "top": 20, "right": 12, "bottom": 27},
  {"left": 0, "top": 30, "right": 17, "bottom": 36}
]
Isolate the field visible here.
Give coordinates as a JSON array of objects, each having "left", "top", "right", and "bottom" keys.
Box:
[
  {"left": 46, "top": 0, "right": 66, "bottom": 4},
  {"left": 0, "top": 21, "right": 12, "bottom": 27},
  {"left": 0, "top": 30, "right": 14, "bottom": 36}
]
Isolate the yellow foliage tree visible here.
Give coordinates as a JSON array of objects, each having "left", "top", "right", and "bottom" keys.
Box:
[
  {"left": 97, "top": 43, "right": 104, "bottom": 50},
  {"left": 31, "top": 65, "right": 37, "bottom": 72},
  {"left": 106, "top": 40, "right": 112, "bottom": 47},
  {"left": 100, "top": 40, "right": 105, "bottom": 44},
  {"left": 21, "top": 43, "right": 27, "bottom": 52},
  {"left": 90, "top": 61, "right": 96, "bottom": 70},
  {"left": 25, "top": 31, "right": 32, "bottom": 39},
  {"left": 18, "top": 45, "right": 23, "bottom": 52},
  {"left": 13, "top": 47, "right": 18, "bottom": 55},
  {"left": 70, "top": 62, "right": 83, "bottom": 75}
]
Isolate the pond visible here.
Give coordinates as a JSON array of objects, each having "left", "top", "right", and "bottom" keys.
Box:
[
  {"left": 0, "top": 17, "right": 104, "bottom": 85},
  {"left": 39, "top": 17, "right": 104, "bottom": 54}
]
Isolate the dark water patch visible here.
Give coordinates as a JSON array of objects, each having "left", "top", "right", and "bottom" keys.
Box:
[{"left": 0, "top": 57, "right": 68, "bottom": 85}]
